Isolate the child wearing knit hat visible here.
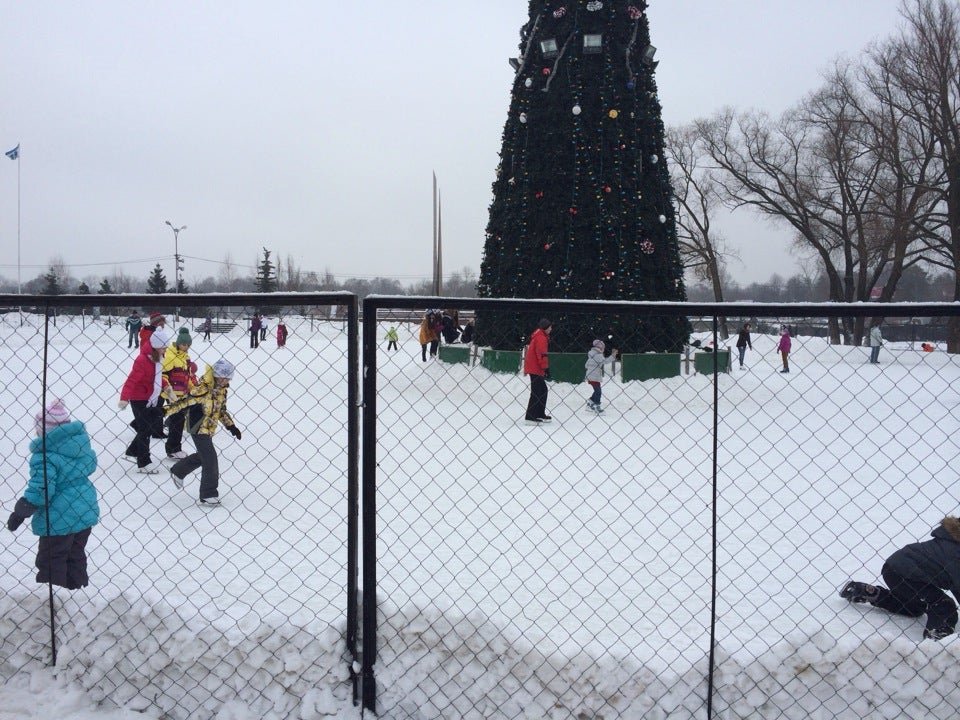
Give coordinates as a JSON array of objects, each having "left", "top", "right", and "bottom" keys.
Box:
[
  {"left": 161, "top": 328, "right": 196, "bottom": 459},
  {"left": 7, "top": 399, "right": 100, "bottom": 589},
  {"left": 584, "top": 339, "right": 618, "bottom": 413}
]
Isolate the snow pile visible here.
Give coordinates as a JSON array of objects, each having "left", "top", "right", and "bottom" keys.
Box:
[{"left": 0, "top": 589, "right": 357, "bottom": 720}]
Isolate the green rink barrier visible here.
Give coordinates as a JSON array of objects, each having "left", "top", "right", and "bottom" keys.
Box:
[
  {"left": 621, "top": 353, "right": 682, "bottom": 382},
  {"left": 438, "top": 345, "right": 470, "bottom": 364},
  {"left": 694, "top": 350, "right": 731, "bottom": 375},
  {"left": 547, "top": 352, "right": 589, "bottom": 384},
  {"left": 480, "top": 348, "right": 522, "bottom": 374}
]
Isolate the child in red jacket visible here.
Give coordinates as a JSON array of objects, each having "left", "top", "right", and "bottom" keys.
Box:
[{"left": 119, "top": 328, "right": 169, "bottom": 473}]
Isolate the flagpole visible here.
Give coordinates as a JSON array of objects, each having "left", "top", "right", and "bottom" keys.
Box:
[{"left": 17, "top": 145, "right": 21, "bottom": 298}]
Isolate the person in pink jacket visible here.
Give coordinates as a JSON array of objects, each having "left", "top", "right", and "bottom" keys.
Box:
[
  {"left": 776, "top": 327, "right": 792, "bottom": 373},
  {"left": 524, "top": 319, "right": 552, "bottom": 424}
]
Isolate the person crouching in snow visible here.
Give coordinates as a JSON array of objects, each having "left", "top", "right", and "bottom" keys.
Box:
[
  {"left": 165, "top": 359, "right": 242, "bottom": 505},
  {"left": 6, "top": 399, "right": 100, "bottom": 590},
  {"left": 840, "top": 516, "right": 960, "bottom": 640},
  {"left": 119, "top": 328, "right": 170, "bottom": 473},
  {"left": 584, "top": 339, "right": 618, "bottom": 413}
]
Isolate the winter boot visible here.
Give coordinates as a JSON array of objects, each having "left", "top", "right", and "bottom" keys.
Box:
[
  {"left": 923, "top": 626, "right": 954, "bottom": 640},
  {"left": 839, "top": 581, "right": 880, "bottom": 604}
]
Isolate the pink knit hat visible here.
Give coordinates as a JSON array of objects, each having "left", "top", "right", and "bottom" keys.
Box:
[{"left": 35, "top": 399, "right": 71, "bottom": 434}]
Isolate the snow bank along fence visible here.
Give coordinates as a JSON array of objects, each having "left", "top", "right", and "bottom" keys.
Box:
[
  {"left": 361, "top": 296, "right": 960, "bottom": 719},
  {"left": 0, "top": 293, "right": 361, "bottom": 719},
  {"left": 5, "top": 294, "right": 960, "bottom": 719}
]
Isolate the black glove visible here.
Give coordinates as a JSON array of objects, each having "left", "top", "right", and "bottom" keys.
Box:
[
  {"left": 7, "top": 498, "right": 36, "bottom": 532},
  {"left": 543, "top": 369, "right": 552, "bottom": 380},
  {"left": 228, "top": 425, "right": 242, "bottom": 440}
]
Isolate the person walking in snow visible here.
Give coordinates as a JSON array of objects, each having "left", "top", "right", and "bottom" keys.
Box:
[
  {"left": 6, "top": 399, "right": 100, "bottom": 590},
  {"left": 249, "top": 314, "right": 262, "bottom": 349},
  {"left": 201, "top": 317, "right": 212, "bottom": 341},
  {"left": 584, "top": 339, "right": 617, "bottom": 413},
  {"left": 736, "top": 323, "right": 753, "bottom": 369},
  {"left": 524, "top": 318, "right": 552, "bottom": 424},
  {"left": 869, "top": 323, "right": 883, "bottom": 364},
  {"left": 125, "top": 310, "right": 142, "bottom": 349},
  {"left": 840, "top": 516, "right": 960, "bottom": 640},
  {"left": 166, "top": 359, "right": 242, "bottom": 505},
  {"left": 418, "top": 312, "right": 439, "bottom": 362},
  {"left": 161, "top": 327, "right": 195, "bottom": 460},
  {"left": 776, "top": 327, "right": 792, "bottom": 373},
  {"left": 385, "top": 326, "right": 399, "bottom": 352},
  {"left": 260, "top": 318, "right": 268, "bottom": 342},
  {"left": 119, "top": 328, "right": 170, "bottom": 473},
  {"left": 276, "top": 320, "right": 288, "bottom": 348}
]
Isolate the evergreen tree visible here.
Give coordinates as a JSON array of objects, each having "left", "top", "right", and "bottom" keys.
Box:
[
  {"left": 255, "top": 248, "right": 277, "bottom": 293},
  {"left": 77, "top": 281, "right": 90, "bottom": 294},
  {"left": 147, "top": 264, "right": 168, "bottom": 294},
  {"left": 176, "top": 277, "right": 189, "bottom": 294},
  {"left": 477, "top": 0, "right": 689, "bottom": 352},
  {"left": 42, "top": 267, "right": 62, "bottom": 295},
  {"left": 98, "top": 279, "right": 113, "bottom": 294}
]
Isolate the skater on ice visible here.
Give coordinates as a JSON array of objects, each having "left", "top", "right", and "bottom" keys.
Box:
[
  {"left": 840, "top": 516, "right": 960, "bottom": 640},
  {"left": 776, "top": 327, "right": 791, "bottom": 373},
  {"left": 276, "top": 319, "right": 288, "bottom": 348},
  {"left": 736, "top": 323, "right": 752, "bottom": 369},
  {"left": 119, "top": 328, "right": 170, "bottom": 473},
  {"left": 524, "top": 318, "right": 552, "bottom": 424},
  {"left": 6, "top": 399, "right": 100, "bottom": 590},
  {"left": 869, "top": 322, "right": 883, "bottom": 364},
  {"left": 166, "top": 359, "right": 242, "bottom": 506},
  {"left": 584, "top": 339, "right": 617, "bottom": 413},
  {"left": 161, "top": 327, "right": 196, "bottom": 460},
  {"left": 125, "top": 310, "right": 142, "bottom": 349}
]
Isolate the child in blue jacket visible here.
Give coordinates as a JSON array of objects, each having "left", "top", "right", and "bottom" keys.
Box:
[{"left": 6, "top": 399, "right": 100, "bottom": 589}]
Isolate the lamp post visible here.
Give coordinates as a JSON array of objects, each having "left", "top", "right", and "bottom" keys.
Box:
[{"left": 165, "top": 220, "right": 186, "bottom": 319}]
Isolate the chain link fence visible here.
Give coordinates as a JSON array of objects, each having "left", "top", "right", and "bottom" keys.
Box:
[
  {"left": 0, "top": 293, "right": 359, "bottom": 720},
  {"left": 4, "top": 294, "right": 960, "bottom": 719},
  {"left": 361, "top": 297, "right": 960, "bottom": 720}
]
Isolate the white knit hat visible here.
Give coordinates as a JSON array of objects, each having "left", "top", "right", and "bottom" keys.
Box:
[
  {"left": 212, "top": 359, "right": 235, "bottom": 380},
  {"left": 35, "top": 398, "right": 71, "bottom": 434},
  {"left": 149, "top": 328, "right": 171, "bottom": 349}
]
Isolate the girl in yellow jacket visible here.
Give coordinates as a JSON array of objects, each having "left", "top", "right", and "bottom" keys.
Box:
[
  {"left": 164, "top": 359, "right": 241, "bottom": 505},
  {"left": 161, "top": 327, "right": 196, "bottom": 459}
]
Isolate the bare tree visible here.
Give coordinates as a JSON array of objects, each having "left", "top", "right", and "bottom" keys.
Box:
[
  {"left": 218, "top": 252, "right": 239, "bottom": 291},
  {"left": 871, "top": 0, "right": 960, "bottom": 349},
  {"left": 665, "top": 124, "right": 737, "bottom": 337}
]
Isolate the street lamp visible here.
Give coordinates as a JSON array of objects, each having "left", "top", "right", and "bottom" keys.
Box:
[{"left": 165, "top": 220, "right": 186, "bottom": 292}]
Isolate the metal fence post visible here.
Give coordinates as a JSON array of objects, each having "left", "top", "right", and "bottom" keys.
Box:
[
  {"left": 347, "top": 296, "right": 360, "bottom": 705},
  {"left": 361, "top": 297, "right": 379, "bottom": 713}
]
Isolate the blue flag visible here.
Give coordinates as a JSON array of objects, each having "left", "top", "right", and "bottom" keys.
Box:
[{"left": 5, "top": 144, "right": 19, "bottom": 160}]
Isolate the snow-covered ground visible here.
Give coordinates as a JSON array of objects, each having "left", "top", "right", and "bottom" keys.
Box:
[{"left": 2, "top": 312, "right": 960, "bottom": 719}]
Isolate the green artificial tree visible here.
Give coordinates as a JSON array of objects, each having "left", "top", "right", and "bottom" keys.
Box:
[
  {"left": 477, "top": 0, "right": 689, "bottom": 353},
  {"left": 147, "top": 264, "right": 168, "bottom": 294},
  {"left": 255, "top": 248, "right": 277, "bottom": 293}
]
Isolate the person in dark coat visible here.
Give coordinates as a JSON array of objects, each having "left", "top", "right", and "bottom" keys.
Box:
[
  {"left": 460, "top": 319, "right": 475, "bottom": 345},
  {"left": 250, "top": 314, "right": 262, "bottom": 349},
  {"left": 125, "top": 311, "right": 142, "bottom": 348},
  {"left": 736, "top": 323, "right": 753, "bottom": 369},
  {"left": 201, "top": 317, "right": 212, "bottom": 341},
  {"left": 840, "top": 516, "right": 960, "bottom": 639},
  {"left": 440, "top": 312, "right": 460, "bottom": 344}
]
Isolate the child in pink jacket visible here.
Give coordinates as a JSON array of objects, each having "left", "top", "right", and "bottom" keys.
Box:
[{"left": 777, "top": 328, "right": 792, "bottom": 373}]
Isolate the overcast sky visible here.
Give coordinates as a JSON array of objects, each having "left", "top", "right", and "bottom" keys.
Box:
[{"left": 0, "top": 0, "right": 909, "bottom": 290}]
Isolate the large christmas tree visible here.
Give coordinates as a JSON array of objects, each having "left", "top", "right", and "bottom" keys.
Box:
[{"left": 477, "top": 0, "right": 689, "bottom": 353}]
